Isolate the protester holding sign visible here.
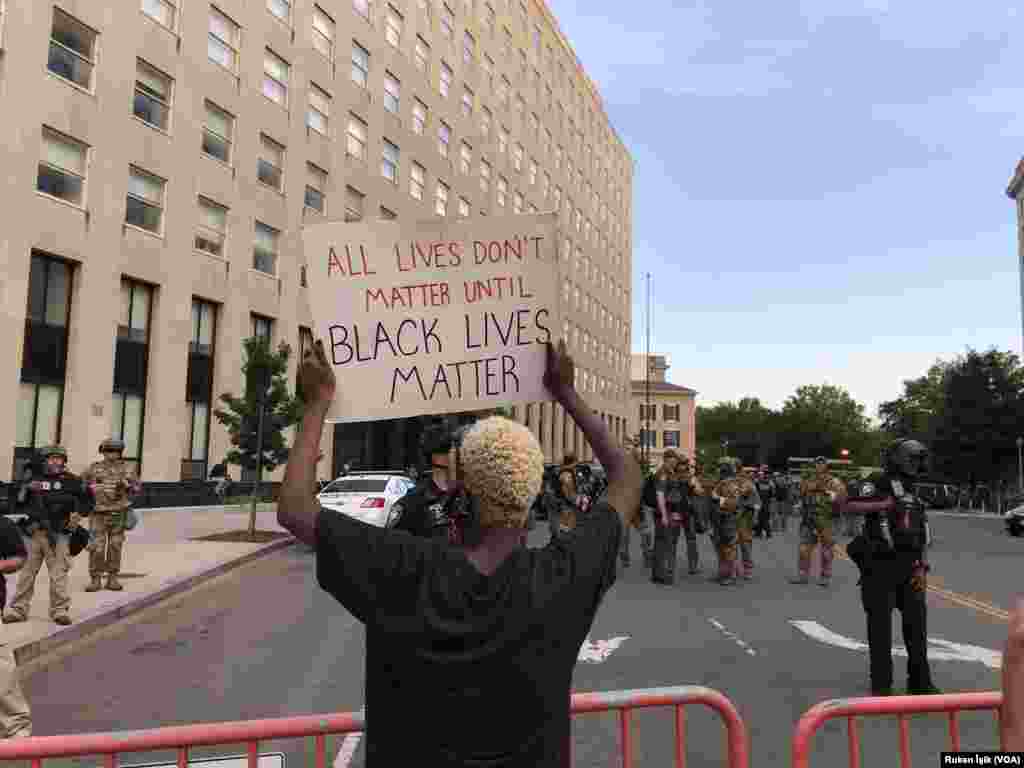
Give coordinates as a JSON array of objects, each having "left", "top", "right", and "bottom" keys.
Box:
[{"left": 277, "top": 338, "right": 642, "bottom": 767}]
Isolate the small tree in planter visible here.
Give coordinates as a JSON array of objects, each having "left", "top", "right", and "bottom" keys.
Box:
[{"left": 214, "top": 337, "right": 303, "bottom": 540}]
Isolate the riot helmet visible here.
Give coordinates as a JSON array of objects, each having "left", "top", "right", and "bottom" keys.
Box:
[
  {"left": 718, "top": 457, "right": 737, "bottom": 479},
  {"left": 885, "top": 439, "right": 929, "bottom": 480},
  {"left": 99, "top": 438, "right": 125, "bottom": 455}
]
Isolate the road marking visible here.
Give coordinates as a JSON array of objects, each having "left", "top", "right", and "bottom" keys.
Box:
[
  {"left": 790, "top": 620, "right": 1003, "bottom": 669},
  {"left": 832, "top": 547, "right": 1010, "bottom": 622},
  {"left": 708, "top": 618, "right": 757, "bottom": 656},
  {"left": 578, "top": 634, "right": 630, "bottom": 663}
]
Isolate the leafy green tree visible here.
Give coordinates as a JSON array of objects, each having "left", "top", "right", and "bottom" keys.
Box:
[
  {"left": 214, "top": 337, "right": 303, "bottom": 536},
  {"left": 778, "top": 384, "right": 872, "bottom": 461},
  {"left": 878, "top": 361, "right": 950, "bottom": 437}
]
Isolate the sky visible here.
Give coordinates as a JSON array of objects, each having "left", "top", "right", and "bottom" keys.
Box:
[{"left": 546, "top": 0, "right": 1024, "bottom": 422}]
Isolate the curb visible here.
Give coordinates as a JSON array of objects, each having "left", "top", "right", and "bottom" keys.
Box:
[
  {"left": 13, "top": 536, "right": 296, "bottom": 666},
  {"left": 927, "top": 510, "right": 1004, "bottom": 519}
]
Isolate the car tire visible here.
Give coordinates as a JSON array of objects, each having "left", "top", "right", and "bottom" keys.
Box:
[{"left": 1009, "top": 522, "right": 1023, "bottom": 537}]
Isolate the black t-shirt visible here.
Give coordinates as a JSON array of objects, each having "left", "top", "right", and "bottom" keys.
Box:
[
  {"left": 0, "top": 515, "right": 27, "bottom": 609},
  {"left": 316, "top": 499, "right": 623, "bottom": 767},
  {"left": 390, "top": 481, "right": 464, "bottom": 542}
]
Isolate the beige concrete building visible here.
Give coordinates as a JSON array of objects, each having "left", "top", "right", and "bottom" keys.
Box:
[
  {"left": 629, "top": 353, "right": 696, "bottom": 468},
  {"left": 0, "top": 0, "right": 633, "bottom": 482}
]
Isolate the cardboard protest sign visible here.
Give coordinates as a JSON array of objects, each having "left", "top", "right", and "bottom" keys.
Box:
[{"left": 301, "top": 213, "right": 561, "bottom": 423}]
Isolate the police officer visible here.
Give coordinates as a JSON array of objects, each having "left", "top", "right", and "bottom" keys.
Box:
[
  {"left": 791, "top": 457, "right": 846, "bottom": 587},
  {"left": 772, "top": 472, "right": 790, "bottom": 532},
  {"left": 651, "top": 451, "right": 682, "bottom": 584},
  {"left": 5, "top": 446, "right": 89, "bottom": 625},
  {"left": 389, "top": 424, "right": 468, "bottom": 543},
  {"left": 845, "top": 439, "right": 940, "bottom": 696},
  {"left": 677, "top": 456, "right": 705, "bottom": 576},
  {"left": 82, "top": 438, "right": 140, "bottom": 592},
  {"left": 753, "top": 467, "right": 775, "bottom": 538}
]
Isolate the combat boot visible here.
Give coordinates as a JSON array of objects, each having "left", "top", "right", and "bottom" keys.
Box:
[
  {"left": 105, "top": 574, "right": 124, "bottom": 591},
  {"left": 84, "top": 575, "right": 103, "bottom": 592},
  {"left": 818, "top": 576, "right": 831, "bottom": 588},
  {"left": 2, "top": 613, "right": 26, "bottom": 624},
  {"left": 789, "top": 574, "right": 810, "bottom": 585}
]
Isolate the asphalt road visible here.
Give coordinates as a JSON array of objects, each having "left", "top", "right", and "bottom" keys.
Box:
[{"left": 22, "top": 512, "right": 1020, "bottom": 768}]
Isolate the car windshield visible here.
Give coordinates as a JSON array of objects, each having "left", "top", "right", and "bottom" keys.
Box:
[{"left": 321, "top": 478, "right": 390, "bottom": 493}]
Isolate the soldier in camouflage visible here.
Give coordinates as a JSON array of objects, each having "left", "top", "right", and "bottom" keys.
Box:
[
  {"left": 81, "top": 438, "right": 140, "bottom": 592},
  {"left": 791, "top": 456, "right": 847, "bottom": 587},
  {"left": 710, "top": 458, "right": 751, "bottom": 586},
  {"left": 735, "top": 467, "right": 762, "bottom": 581}
]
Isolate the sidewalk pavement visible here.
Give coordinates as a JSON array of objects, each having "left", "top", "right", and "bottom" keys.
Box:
[{"left": 2, "top": 504, "right": 295, "bottom": 666}]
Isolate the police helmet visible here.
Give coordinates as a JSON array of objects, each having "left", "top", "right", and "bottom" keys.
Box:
[
  {"left": 814, "top": 456, "right": 828, "bottom": 465},
  {"left": 99, "top": 438, "right": 125, "bottom": 454},
  {"left": 885, "top": 439, "right": 929, "bottom": 480},
  {"left": 718, "top": 457, "right": 737, "bottom": 478},
  {"left": 39, "top": 445, "right": 68, "bottom": 461}
]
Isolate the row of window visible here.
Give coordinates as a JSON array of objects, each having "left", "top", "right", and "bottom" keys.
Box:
[
  {"left": 638, "top": 404, "right": 685, "bottom": 422},
  {"left": 637, "top": 430, "right": 683, "bottom": 449},
  {"left": 15, "top": 252, "right": 315, "bottom": 479}
]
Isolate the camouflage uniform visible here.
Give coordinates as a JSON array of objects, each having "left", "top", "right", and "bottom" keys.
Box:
[
  {"left": 712, "top": 463, "right": 744, "bottom": 585},
  {"left": 81, "top": 439, "right": 139, "bottom": 592},
  {"left": 735, "top": 471, "right": 762, "bottom": 580},
  {"left": 793, "top": 463, "right": 846, "bottom": 586}
]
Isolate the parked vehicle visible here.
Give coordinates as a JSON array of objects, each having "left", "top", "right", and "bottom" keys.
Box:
[
  {"left": 317, "top": 472, "right": 415, "bottom": 528},
  {"left": 1005, "top": 495, "right": 1024, "bottom": 537}
]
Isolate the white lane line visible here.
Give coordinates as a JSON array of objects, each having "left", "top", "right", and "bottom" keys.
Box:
[
  {"left": 708, "top": 618, "right": 758, "bottom": 656},
  {"left": 789, "top": 620, "right": 1003, "bottom": 669},
  {"left": 334, "top": 708, "right": 365, "bottom": 768},
  {"left": 578, "top": 634, "right": 630, "bottom": 663}
]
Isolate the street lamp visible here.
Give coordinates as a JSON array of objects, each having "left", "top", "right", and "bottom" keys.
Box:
[{"left": 1016, "top": 436, "right": 1023, "bottom": 493}]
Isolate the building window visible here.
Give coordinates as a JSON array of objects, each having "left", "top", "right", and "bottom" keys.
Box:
[
  {"left": 553, "top": 185, "right": 562, "bottom": 210},
  {"left": 498, "top": 126, "right": 508, "bottom": 154},
  {"left": 16, "top": 254, "right": 74, "bottom": 474},
  {"left": 263, "top": 49, "right": 290, "bottom": 106},
  {"left": 353, "top": 0, "right": 371, "bottom": 20},
  {"left": 497, "top": 76, "right": 509, "bottom": 107},
  {"left": 440, "top": 61, "right": 452, "bottom": 98},
  {"left": 126, "top": 166, "right": 166, "bottom": 234},
  {"left": 663, "top": 404, "right": 681, "bottom": 421},
  {"left": 459, "top": 142, "right": 472, "bottom": 174},
  {"left": 438, "top": 121, "right": 451, "bottom": 158},
  {"left": 380, "top": 206, "right": 396, "bottom": 220},
  {"left": 480, "top": 106, "right": 492, "bottom": 136},
  {"left": 351, "top": 42, "right": 370, "bottom": 88},
  {"left": 344, "top": 186, "right": 364, "bottom": 222},
  {"left": 257, "top": 134, "right": 285, "bottom": 191},
  {"left": 253, "top": 222, "right": 279, "bottom": 275},
  {"left": 512, "top": 142, "right": 523, "bottom": 172},
  {"left": 497, "top": 175, "right": 507, "bottom": 207},
  {"left": 435, "top": 181, "right": 449, "bottom": 216},
  {"left": 195, "top": 196, "right": 228, "bottom": 256},
  {"left": 202, "top": 101, "right": 233, "bottom": 164},
  {"left": 441, "top": 3, "right": 454, "bottom": 38},
  {"left": 184, "top": 299, "right": 217, "bottom": 480},
  {"left": 482, "top": 54, "right": 494, "bottom": 93},
  {"left": 347, "top": 114, "right": 367, "bottom": 160},
  {"left": 142, "top": 0, "right": 177, "bottom": 29},
  {"left": 268, "top": 0, "right": 290, "bottom": 25},
  {"left": 48, "top": 9, "right": 97, "bottom": 91},
  {"left": 112, "top": 280, "right": 153, "bottom": 467},
  {"left": 37, "top": 127, "right": 87, "bottom": 206},
  {"left": 663, "top": 431, "right": 681, "bottom": 448},
  {"left": 412, "top": 99, "right": 427, "bottom": 135},
  {"left": 463, "top": 30, "right": 475, "bottom": 64},
  {"left": 458, "top": 197, "right": 470, "bottom": 218},
  {"left": 462, "top": 87, "right": 474, "bottom": 118},
  {"left": 383, "top": 72, "right": 400, "bottom": 113},
  {"left": 482, "top": 2, "right": 494, "bottom": 35},
  {"left": 515, "top": 93, "right": 525, "bottom": 118},
  {"left": 305, "top": 163, "right": 328, "bottom": 214},
  {"left": 312, "top": 6, "right": 335, "bottom": 62},
  {"left": 308, "top": 83, "right": 331, "bottom": 135},
  {"left": 480, "top": 159, "right": 491, "bottom": 193},
  {"left": 529, "top": 158, "right": 537, "bottom": 186},
  {"left": 385, "top": 5, "right": 403, "bottom": 47},
  {"left": 414, "top": 36, "right": 430, "bottom": 74},
  {"left": 251, "top": 313, "right": 274, "bottom": 342},
  {"left": 133, "top": 60, "right": 173, "bottom": 131},
  {"left": 410, "top": 162, "right": 425, "bottom": 200},
  {"left": 542, "top": 172, "right": 550, "bottom": 199},
  {"left": 382, "top": 140, "right": 399, "bottom": 183},
  {"left": 513, "top": 190, "right": 523, "bottom": 214}
]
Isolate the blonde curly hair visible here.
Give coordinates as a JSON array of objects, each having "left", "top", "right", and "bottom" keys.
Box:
[{"left": 459, "top": 416, "right": 544, "bottom": 528}]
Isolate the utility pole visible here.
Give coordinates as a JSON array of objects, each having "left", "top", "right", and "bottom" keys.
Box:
[{"left": 644, "top": 272, "right": 652, "bottom": 468}]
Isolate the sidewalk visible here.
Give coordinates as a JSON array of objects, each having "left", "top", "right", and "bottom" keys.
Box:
[{"left": 3, "top": 504, "right": 295, "bottom": 665}]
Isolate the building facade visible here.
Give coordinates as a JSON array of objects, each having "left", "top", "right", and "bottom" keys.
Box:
[
  {"left": 0, "top": 0, "right": 633, "bottom": 482},
  {"left": 1006, "top": 158, "right": 1024, "bottom": 357},
  {"left": 629, "top": 353, "right": 696, "bottom": 468}
]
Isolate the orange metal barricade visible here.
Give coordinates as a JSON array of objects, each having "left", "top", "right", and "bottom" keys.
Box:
[
  {"left": 792, "top": 691, "right": 1004, "bottom": 768},
  {"left": 0, "top": 685, "right": 748, "bottom": 768}
]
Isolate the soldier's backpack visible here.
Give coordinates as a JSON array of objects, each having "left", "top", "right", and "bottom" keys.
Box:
[{"left": 641, "top": 475, "right": 658, "bottom": 508}]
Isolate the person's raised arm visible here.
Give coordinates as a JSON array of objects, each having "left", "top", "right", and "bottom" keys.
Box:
[
  {"left": 278, "top": 340, "right": 335, "bottom": 546},
  {"left": 544, "top": 341, "right": 641, "bottom": 529}
]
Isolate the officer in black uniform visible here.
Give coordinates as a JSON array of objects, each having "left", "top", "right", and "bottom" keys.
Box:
[
  {"left": 753, "top": 468, "right": 775, "bottom": 538},
  {"left": 845, "top": 439, "right": 940, "bottom": 696},
  {"left": 389, "top": 424, "right": 470, "bottom": 544}
]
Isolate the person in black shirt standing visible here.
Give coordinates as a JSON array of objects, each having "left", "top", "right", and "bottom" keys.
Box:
[
  {"left": 845, "top": 439, "right": 939, "bottom": 696},
  {"left": 389, "top": 424, "right": 468, "bottom": 543},
  {"left": 278, "top": 339, "right": 642, "bottom": 767},
  {"left": 0, "top": 514, "right": 31, "bottom": 737}
]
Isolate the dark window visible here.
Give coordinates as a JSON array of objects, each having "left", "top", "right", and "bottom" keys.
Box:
[{"left": 184, "top": 299, "right": 217, "bottom": 478}]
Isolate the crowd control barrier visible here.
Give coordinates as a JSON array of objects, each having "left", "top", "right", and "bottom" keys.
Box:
[
  {"left": 792, "top": 691, "right": 1004, "bottom": 768},
  {"left": 0, "top": 685, "right": 749, "bottom": 768}
]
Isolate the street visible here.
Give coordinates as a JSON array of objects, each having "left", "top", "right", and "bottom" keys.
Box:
[{"left": 22, "top": 512, "right": 1017, "bottom": 767}]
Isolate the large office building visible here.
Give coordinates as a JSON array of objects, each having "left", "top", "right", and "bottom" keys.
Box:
[
  {"left": 1007, "top": 158, "right": 1024, "bottom": 357},
  {"left": 0, "top": 0, "right": 633, "bottom": 482}
]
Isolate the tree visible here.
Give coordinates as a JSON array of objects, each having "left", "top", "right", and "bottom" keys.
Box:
[
  {"left": 878, "top": 361, "right": 950, "bottom": 437},
  {"left": 778, "top": 384, "right": 872, "bottom": 461},
  {"left": 214, "top": 337, "right": 304, "bottom": 538}
]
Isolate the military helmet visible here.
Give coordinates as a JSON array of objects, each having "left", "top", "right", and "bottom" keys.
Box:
[
  {"left": 814, "top": 456, "right": 828, "bottom": 465},
  {"left": 99, "top": 438, "right": 125, "bottom": 454},
  {"left": 38, "top": 445, "right": 67, "bottom": 460}
]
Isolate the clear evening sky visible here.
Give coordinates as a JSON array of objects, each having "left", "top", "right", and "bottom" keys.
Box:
[{"left": 547, "top": 0, "right": 1023, "bottom": 421}]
